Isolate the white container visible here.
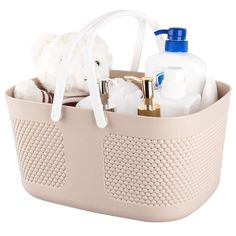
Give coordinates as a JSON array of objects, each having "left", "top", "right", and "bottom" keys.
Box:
[
  {"left": 145, "top": 28, "right": 207, "bottom": 95},
  {"left": 201, "top": 78, "right": 218, "bottom": 109},
  {"left": 155, "top": 67, "right": 201, "bottom": 117}
]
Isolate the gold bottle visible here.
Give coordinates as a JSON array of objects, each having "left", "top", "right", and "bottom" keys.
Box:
[
  {"left": 98, "top": 80, "right": 116, "bottom": 112},
  {"left": 124, "top": 76, "right": 160, "bottom": 117}
]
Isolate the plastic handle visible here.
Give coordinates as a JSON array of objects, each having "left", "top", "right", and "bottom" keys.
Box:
[
  {"left": 51, "top": 10, "right": 147, "bottom": 122},
  {"left": 85, "top": 10, "right": 164, "bottom": 128}
]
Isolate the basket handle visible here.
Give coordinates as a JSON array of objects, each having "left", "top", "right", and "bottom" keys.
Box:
[
  {"left": 51, "top": 10, "right": 149, "bottom": 122},
  {"left": 51, "top": 11, "right": 164, "bottom": 127}
]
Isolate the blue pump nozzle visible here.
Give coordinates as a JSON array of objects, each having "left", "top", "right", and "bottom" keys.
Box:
[{"left": 154, "top": 28, "right": 188, "bottom": 52}]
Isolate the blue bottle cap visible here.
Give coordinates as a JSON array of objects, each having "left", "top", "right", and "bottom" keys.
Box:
[{"left": 154, "top": 28, "right": 188, "bottom": 53}]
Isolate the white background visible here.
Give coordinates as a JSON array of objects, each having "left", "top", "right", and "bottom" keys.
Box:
[{"left": 0, "top": 0, "right": 235, "bottom": 235}]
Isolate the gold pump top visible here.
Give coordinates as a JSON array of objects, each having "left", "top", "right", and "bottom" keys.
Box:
[{"left": 124, "top": 76, "right": 160, "bottom": 117}]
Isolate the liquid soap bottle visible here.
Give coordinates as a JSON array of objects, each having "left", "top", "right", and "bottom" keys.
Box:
[{"left": 145, "top": 27, "right": 207, "bottom": 95}]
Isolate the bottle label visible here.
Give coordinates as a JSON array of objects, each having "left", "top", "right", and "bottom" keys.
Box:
[{"left": 153, "top": 71, "right": 164, "bottom": 89}]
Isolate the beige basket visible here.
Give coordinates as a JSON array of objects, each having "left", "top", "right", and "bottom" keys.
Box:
[{"left": 6, "top": 70, "right": 231, "bottom": 222}]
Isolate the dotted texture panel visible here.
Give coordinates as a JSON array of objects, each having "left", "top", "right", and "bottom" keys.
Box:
[
  {"left": 12, "top": 118, "right": 66, "bottom": 188},
  {"left": 103, "top": 118, "right": 226, "bottom": 207}
]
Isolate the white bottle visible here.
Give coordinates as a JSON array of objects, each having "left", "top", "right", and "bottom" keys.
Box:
[
  {"left": 145, "top": 28, "right": 207, "bottom": 95},
  {"left": 155, "top": 67, "right": 201, "bottom": 117},
  {"left": 201, "top": 77, "right": 218, "bottom": 109}
]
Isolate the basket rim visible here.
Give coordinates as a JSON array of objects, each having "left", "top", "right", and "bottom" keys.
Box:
[{"left": 5, "top": 70, "right": 231, "bottom": 122}]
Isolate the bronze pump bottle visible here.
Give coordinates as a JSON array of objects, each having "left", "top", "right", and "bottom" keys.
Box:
[
  {"left": 125, "top": 76, "right": 160, "bottom": 117},
  {"left": 98, "top": 79, "right": 116, "bottom": 112}
]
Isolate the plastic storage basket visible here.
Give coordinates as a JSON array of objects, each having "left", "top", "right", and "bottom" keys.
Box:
[
  {"left": 6, "top": 70, "right": 231, "bottom": 222},
  {"left": 5, "top": 11, "right": 231, "bottom": 221}
]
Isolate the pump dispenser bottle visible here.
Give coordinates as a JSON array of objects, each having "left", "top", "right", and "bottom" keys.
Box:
[
  {"left": 76, "top": 79, "right": 116, "bottom": 112},
  {"left": 125, "top": 76, "right": 160, "bottom": 117},
  {"left": 145, "top": 27, "right": 207, "bottom": 95},
  {"left": 98, "top": 80, "right": 116, "bottom": 112}
]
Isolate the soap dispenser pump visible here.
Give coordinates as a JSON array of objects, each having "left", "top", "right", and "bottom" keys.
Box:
[
  {"left": 124, "top": 76, "right": 160, "bottom": 117},
  {"left": 98, "top": 80, "right": 116, "bottom": 112}
]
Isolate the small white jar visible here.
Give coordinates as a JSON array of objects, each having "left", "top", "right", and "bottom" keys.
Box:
[{"left": 154, "top": 67, "right": 201, "bottom": 117}]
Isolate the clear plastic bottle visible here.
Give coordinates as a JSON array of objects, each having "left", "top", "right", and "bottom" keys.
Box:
[
  {"left": 145, "top": 28, "right": 207, "bottom": 95},
  {"left": 154, "top": 67, "right": 201, "bottom": 117}
]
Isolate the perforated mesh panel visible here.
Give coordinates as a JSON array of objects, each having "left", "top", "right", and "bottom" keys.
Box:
[
  {"left": 103, "top": 118, "right": 226, "bottom": 207},
  {"left": 12, "top": 118, "right": 66, "bottom": 188}
]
